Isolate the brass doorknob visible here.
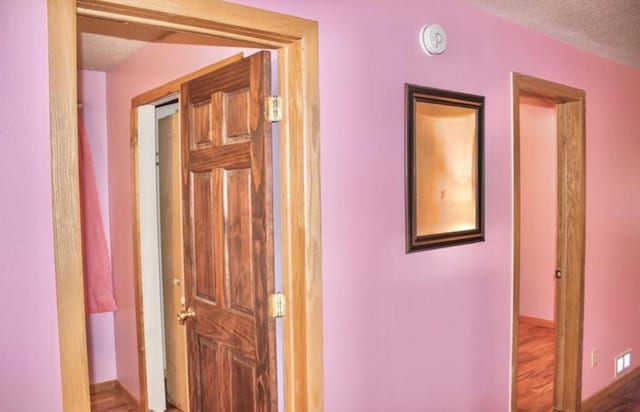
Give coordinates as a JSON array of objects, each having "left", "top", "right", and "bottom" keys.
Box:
[{"left": 177, "top": 307, "right": 196, "bottom": 325}]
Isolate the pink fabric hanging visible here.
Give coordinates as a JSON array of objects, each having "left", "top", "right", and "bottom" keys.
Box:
[{"left": 78, "top": 116, "right": 117, "bottom": 313}]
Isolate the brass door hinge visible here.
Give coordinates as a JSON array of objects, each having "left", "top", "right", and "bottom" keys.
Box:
[
  {"left": 269, "top": 292, "right": 286, "bottom": 318},
  {"left": 265, "top": 96, "right": 283, "bottom": 122}
]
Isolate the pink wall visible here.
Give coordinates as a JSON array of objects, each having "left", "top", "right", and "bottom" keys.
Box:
[
  {"left": 103, "top": 0, "right": 640, "bottom": 408},
  {"left": 3, "top": 0, "right": 639, "bottom": 410},
  {"left": 229, "top": 0, "right": 640, "bottom": 406},
  {"left": 519, "top": 98, "right": 557, "bottom": 321},
  {"left": 106, "top": 45, "right": 251, "bottom": 396},
  {"left": 79, "top": 71, "right": 111, "bottom": 246},
  {"left": 0, "top": 0, "right": 63, "bottom": 410},
  {"left": 79, "top": 70, "right": 118, "bottom": 384}
]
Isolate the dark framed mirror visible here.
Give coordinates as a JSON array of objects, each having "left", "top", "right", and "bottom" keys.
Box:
[{"left": 405, "top": 84, "right": 485, "bottom": 252}]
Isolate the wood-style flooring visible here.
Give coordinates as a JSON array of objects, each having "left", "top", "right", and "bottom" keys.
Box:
[
  {"left": 517, "top": 321, "right": 555, "bottom": 412},
  {"left": 517, "top": 321, "right": 640, "bottom": 411},
  {"left": 583, "top": 367, "right": 640, "bottom": 412},
  {"left": 90, "top": 381, "right": 181, "bottom": 412},
  {"left": 90, "top": 382, "right": 139, "bottom": 412}
]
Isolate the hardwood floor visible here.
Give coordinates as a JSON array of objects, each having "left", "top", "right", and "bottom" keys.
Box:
[
  {"left": 517, "top": 321, "right": 640, "bottom": 411},
  {"left": 90, "top": 381, "right": 139, "bottom": 412},
  {"left": 90, "top": 381, "right": 182, "bottom": 412},
  {"left": 583, "top": 367, "right": 640, "bottom": 412},
  {"left": 517, "top": 321, "right": 554, "bottom": 411}
]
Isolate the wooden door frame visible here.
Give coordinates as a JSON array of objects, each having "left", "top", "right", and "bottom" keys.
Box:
[
  {"left": 511, "top": 73, "right": 586, "bottom": 412},
  {"left": 47, "top": 1, "right": 323, "bottom": 411}
]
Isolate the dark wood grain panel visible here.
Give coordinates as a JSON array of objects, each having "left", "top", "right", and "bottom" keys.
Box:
[
  {"left": 189, "top": 304, "right": 256, "bottom": 359},
  {"left": 189, "top": 142, "right": 252, "bottom": 172},
  {"left": 182, "top": 51, "right": 276, "bottom": 412},
  {"left": 198, "top": 336, "right": 220, "bottom": 410},
  {"left": 246, "top": 53, "right": 275, "bottom": 384},
  {"left": 230, "top": 352, "right": 257, "bottom": 412},
  {"left": 225, "top": 169, "right": 254, "bottom": 314},
  {"left": 190, "top": 100, "right": 212, "bottom": 150},
  {"left": 186, "top": 59, "right": 250, "bottom": 103},
  {"left": 225, "top": 88, "right": 251, "bottom": 144},
  {"left": 193, "top": 171, "right": 216, "bottom": 302},
  {"left": 210, "top": 91, "right": 225, "bottom": 147}
]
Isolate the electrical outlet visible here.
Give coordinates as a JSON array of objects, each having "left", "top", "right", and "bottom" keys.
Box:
[
  {"left": 591, "top": 349, "right": 599, "bottom": 368},
  {"left": 615, "top": 349, "right": 632, "bottom": 377},
  {"left": 616, "top": 357, "right": 625, "bottom": 375}
]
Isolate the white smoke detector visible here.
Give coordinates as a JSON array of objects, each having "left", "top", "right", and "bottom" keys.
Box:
[{"left": 420, "top": 24, "right": 447, "bottom": 56}]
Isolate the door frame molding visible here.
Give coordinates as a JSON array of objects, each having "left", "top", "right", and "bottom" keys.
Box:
[
  {"left": 511, "top": 72, "right": 586, "bottom": 412},
  {"left": 47, "top": 1, "right": 323, "bottom": 411}
]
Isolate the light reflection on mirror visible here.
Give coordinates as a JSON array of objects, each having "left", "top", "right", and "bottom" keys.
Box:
[{"left": 414, "top": 101, "right": 478, "bottom": 236}]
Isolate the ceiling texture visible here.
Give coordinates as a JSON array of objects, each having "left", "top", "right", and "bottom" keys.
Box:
[
  {"left": 463, "top": 0, "right": 640, "bottom": 70},
  {"left": 79, "top": 33, "right": 147, "bottom": 71}
]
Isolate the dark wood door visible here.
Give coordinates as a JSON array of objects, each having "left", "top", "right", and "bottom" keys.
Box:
[{"left": 181, "top": 51, "right": 276, "bottom": 412}]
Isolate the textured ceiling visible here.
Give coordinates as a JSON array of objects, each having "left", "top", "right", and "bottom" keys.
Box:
[
  {"left": 79, "top": 33, "right": 148, "bottom": 71},
  {"left": 462, "top": 0, "right": 640, "bottom": 70}
]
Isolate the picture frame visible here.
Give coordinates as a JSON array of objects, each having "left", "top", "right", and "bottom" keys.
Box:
[{"left": 405, "top": 84, "right": 485, "bottom": 252}]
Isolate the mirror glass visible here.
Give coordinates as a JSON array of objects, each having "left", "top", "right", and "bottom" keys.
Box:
[{"left": 414, "top": 101, "right": 478, "bottom": 236}]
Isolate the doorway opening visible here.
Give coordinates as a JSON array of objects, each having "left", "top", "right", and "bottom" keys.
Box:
[
  {"left": 511, "top": 73, "right": 586, "bottom": 412},
  {"left": 515, "top": 95, "right": 558, "bottom": 411},
  {"left": 48, "top": 1, "right": 323, "bottom": 411},
  {"left": 131, "top": 50, "right": 285, "bottom": 411},
  {"left": 155, "top": 99, "right": 184, "bottom": 411}
]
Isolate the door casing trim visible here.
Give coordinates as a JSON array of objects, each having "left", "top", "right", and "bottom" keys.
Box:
[
  {"left": 47, "top": 1, "right": 323, "bottom": 411},
  {"left": 511, "top": 72, "right": 586, "bottom": 412}
]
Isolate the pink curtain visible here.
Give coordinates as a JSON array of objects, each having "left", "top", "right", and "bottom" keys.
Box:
[{"left": 78, "top": 116, "right": 116, "bottom": 313}]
